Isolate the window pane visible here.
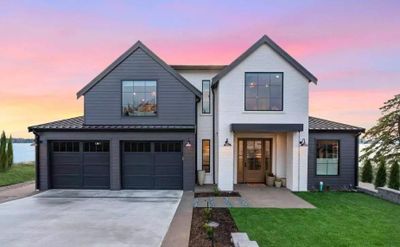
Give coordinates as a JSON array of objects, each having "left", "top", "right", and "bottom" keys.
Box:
[
  {"left": 202, "top": 140, "right": 210, "bottom": 172},
  {"left": 316, "top": 140, "right": 339, "bottom": 175},
  {"left": 122, "top": 81, "right": 134, "bottom": 92},
  {"left": 202, "top": 80, "right": 211, "bottom": 114},
  {"left": 245, "top": 72, "right": 283, "bottom": 111},
  {"left": 123, "top": 80, "right": 157, "bottom": 116}
]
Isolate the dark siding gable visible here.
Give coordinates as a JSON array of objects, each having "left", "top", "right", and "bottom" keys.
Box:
[{"left": 84, "top": 47, "right": 196, "bottom": 125}]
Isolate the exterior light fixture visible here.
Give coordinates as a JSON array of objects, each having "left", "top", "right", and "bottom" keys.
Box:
[
  {"left": 224, "top": 138, "right": 232, "bottom": 147},
  {"left": 299, "top": 138, "right": 307, "bottom": 146},
  {"left": 95, "top": 141, "right": 102, "bottom": 146},
  {"left": 185, "top": 139, "right": 192, "bottom": 148}
]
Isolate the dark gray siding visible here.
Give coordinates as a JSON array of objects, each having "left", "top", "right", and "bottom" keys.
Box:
[
  {"left": 308, "top": 132, "right": 358, "bottom": 190},
  {"left": 84, "top": 48, "right": 196, "bottom": 125},
  {"left": 38, "top": 131, "right": 195, "bottom": 191}
]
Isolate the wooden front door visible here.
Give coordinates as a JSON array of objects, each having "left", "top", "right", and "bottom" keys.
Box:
[{"left": 238, "top": 139, "right": 272, "bottom": 183}]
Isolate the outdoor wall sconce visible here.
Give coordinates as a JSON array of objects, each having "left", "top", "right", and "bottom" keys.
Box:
[
  {"left": 185, "top": 139, "right": 192, "bottom": 148},
  {"left": 223, "top": 138, "right": 232, "bottom": 147},
  {"left": 299, "top": 138, "right": 307, "bottom": 146}
]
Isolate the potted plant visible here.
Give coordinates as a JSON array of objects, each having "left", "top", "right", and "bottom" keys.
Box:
[
  {"left": 275, "top": 178, "right": 282, "bottom": 188},
  {"left": 198, "top": 170, "right": 206, "bottom": 185},
  {"left": 281, "top": 178, "right": 287, "bottom": 187},
  {"left": 266, "top": 172, "right": 275, "bottom": 186}
]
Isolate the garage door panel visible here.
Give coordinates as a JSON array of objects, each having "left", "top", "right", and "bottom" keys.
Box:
[
  {"left": 122, "top": 141, "right": 183, "bottom": 190},
  {"left": 83, "top": 176, "right": 110, "bottom": 188},
  {"left": 155, "top": 166, "right": 182, "bottom": 176},
  {"left": 83, "top": 164, "right": 109, "bottom": 175},
  {"left": 123, "top": 176, "right": 154, "bottom": 189},
  {"left": 83, "top": 153, "right": 109, "bottom": 165},
  {"left": 52, "top": 165, "right": 81, "bottom": 175},
  {"left": 52, "top": 175, "right": 82, "bottom": 189},
  {"left": 52, "top": 154, "right": 81, "bottom": 164},
  {"left": 155, "top": 176, "right": 182, "bottom": 189}
]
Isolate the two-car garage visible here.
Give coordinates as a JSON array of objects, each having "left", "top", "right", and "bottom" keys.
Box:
[{"left": 49, "top": 140, "right": 183, "bottom": 190}]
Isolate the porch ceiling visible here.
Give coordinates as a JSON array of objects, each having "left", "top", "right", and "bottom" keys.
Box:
[{"left": 231, "top": 123, "right": 303, "bottom": 133}]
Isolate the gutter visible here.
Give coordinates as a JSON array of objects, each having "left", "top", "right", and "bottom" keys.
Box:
[
  {"left": 354, "top": 133, "right": 361, "bottom": 188},
  {"left": 33, "top": 131, "right": 40, "bottom": 190},
  {"left": 212, "top": 87, "right": 216, "bottom": 184}
]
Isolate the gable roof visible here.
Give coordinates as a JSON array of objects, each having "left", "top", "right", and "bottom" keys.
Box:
[
  {"left": 76, "top": 41, "right": 202, "bottom": 98},
  {"left": 309, "top": 116, "right": 365, "bottom": 132},
  {"left": 212, "top": 35, "right": 318, "bottom": 87}
]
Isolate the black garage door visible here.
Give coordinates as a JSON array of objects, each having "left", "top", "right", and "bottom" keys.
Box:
[
  {"left": 50, "top": 141, "right": 110, "bottom": 189},
  {"left": 122, "top": 141, "right": 183, "bottom": 189}
]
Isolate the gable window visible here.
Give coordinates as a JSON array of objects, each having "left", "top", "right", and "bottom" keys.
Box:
[
  {"left": 202, "top": 139, "right": 210, "bottom": 172},
  {"left": 202, "top": 80, "right": 211, "bottom": 114},
  {"left": 122, "top": 80, "right": 157, "bottom": 116},
  {"left": 316, "top": 140, "right": 339, "bottom": 175},
  {"left": 245, "top": 72, "right": 283, "bottom": 111}
]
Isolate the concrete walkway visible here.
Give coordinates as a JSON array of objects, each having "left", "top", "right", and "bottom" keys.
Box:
[
  {"left": 194, "top": 184, "right": 315, "bottom": 208},
  {"left": 0, "top": 181, "right": 36, "bottom": 203}
]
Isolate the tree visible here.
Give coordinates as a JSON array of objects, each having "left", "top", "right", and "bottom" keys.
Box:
[
  {"left": 388, "top": 161, "right": 399, "bottom": 190},
  {"left": 361, "top": 159, "right": 373, "bottom": 183},
  {"left": 360, "top": 94, "right": 400, "bottom": 165},
  {"left": 6, "top": 135, "right": 13, "bottom": 169},
  {"left": 0, "top": 131, "right": 7, "bottom": 172},
  {"left": 375, "top": 159, "right": 387, "bottom": 188}
]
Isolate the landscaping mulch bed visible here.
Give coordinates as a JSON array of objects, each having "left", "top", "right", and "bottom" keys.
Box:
[
  {"left": 194, "top": 191, "right": 241, "bottom": 198},
  {"left": 189, "top": 208, "right": 238, "bottom": 247}
]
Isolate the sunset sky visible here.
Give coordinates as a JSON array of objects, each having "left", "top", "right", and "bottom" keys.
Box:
[{"left": 1, "top": 0, "right": 399, "bottom": 138}]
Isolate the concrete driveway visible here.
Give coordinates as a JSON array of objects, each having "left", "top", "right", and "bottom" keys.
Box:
[{"left": 0, "top": 190, "right": 182, "bottom": 247}]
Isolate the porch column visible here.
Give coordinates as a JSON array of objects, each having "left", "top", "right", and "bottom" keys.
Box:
[
  {"left": 217, "top": 131, "right": 234, "bottom": 191},
  {"left": 110, "top": 138, "right": 121, "bottom": 190},
  {"left": 286, "top": 132, "right": 308, "bottom": 191}
]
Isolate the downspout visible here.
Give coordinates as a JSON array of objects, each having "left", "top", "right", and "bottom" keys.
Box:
[
  {"left": 212, "top": 86, "right": 216, "bottom": 184},
  {"left": 195, "top": 97, "right": 199, "bottom": 187},
  {"left": 297, "top": 131, "right": 301, "bottom": 191}
]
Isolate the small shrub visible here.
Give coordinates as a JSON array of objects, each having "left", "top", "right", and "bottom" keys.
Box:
[
  {"left": 0, "top": 131, "right": 7, "bottom": 172},
  {"left": 361, "top": 160, "right": 373, "bottom": 183},
  {"left": 6, "top": 135, "right": 13, "bottom": 169},
  {"left": 203, "top": 207, "right": 212, "bottom": 222},
  {"left": 388, "top": 161, "right": 399, "bottom": 190},
  {"left": 213, "top": 186, "right": 221, "bottom": 196},
  {"left": 203, "top": 223, "right": 214, "bottom": 240},
  {"left": 375, "top": 160, "right": 387, "bottom": 188}
]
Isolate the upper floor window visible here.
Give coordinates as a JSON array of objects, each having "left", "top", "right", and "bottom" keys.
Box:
[
  {"left": 122, "top": 80, "right": 157, "bottom": 116},
  {"left": 316, "top": 140, "right": 339, "bottom": 176},
  {"left": 245, "top": 72, "right": 283, "bottom": 111},
  {"left": 202, "top": 80, "right": 211, "bottom": 114}
]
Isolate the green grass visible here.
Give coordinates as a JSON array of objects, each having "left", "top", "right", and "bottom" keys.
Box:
[
  {"left": 0, "top": 162, "right": 35, "bottom": 187},
  {"left": 230, "top": 192, "right": 400, "bottom": 247}
]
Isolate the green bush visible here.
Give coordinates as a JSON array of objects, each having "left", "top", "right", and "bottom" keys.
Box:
[
  {"left": 375, "top": 160, "right": 387, "bottom": 188},
  {"left": 0, "top": 131, "right": 7, "bottom": 172},
  {"left": 361, "top": 160, "right": 373, "bottom": 183},
  {"left": 388, "top": 161, "right": 399, "bottom": 190},
  {"left": 6, "top": 135, "right": 13, "bottom": 169}
]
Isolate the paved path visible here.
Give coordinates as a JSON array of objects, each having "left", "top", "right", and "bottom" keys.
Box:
[
  {"left": 0, "top": 189, "right": 182, "bottom": 247},
  {"left": 0, "top": 181, "right": 36, "bottom": 203}
]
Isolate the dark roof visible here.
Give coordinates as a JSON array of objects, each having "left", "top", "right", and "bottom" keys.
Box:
[
  {"left": 309, "top": 116, "right": 365, "bottom": 132},
  {"left": 170, "top": 65, "right": 227, "bottom": 70},
  {"left": 76, "top": 41, "right": 202, "bottom": 98},
  {"left": 29, "top": 116, "right": 364, "bottom": 133},
  {"left": 231, "top": 123, "right": 303, "bottom": 132},
  {"left": 28, "top": 116, "right": 195, "bottom": 132},
  {"left": 212, "top": 35, "right": 318, "bottom": 87}
]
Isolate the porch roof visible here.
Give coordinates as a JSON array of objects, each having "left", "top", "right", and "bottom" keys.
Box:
[{"left": 231, "top": 123, "right": 304, "bottom": 132}]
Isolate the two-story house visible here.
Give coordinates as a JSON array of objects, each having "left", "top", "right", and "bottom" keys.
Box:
[{"left": 29, "top": 35, "right": 364, "bottom": 192}]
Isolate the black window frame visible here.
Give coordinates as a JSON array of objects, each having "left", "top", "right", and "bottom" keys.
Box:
[
  {"left": 83, "top": 141, "right": 110, "bottom": 152},
  {"left": 244, "top": 72, "right": 284, "bottom": 112},
  {"left": 202, "top": 139, "right": 211, "bottom": 173},
  {"left": 52, "top": 141, "right": 80, "bottom": 152},
  {"left": 202, "top": 80, "right": 211, "bottom": 114},
  {"left": 121, "top": 80, "right": 158, "bottom": 117},
  {"left": 315, "top": 139, "right": 340, "bottom": 176}
]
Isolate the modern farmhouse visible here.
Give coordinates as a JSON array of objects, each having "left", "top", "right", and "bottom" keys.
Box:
[{"left": 29, "top": 35, "right": 364, "bottom": 191}]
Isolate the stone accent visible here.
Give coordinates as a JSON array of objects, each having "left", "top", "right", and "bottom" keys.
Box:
[
  {"left": 231, "top": 232, "right": 259, "bottom": 247},
  {"left": 377, "top": 187, "right": 400, "bottom": 204}
]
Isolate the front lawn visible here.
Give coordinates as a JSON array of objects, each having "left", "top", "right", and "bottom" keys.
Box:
[
  {"left": 0, "top": 162, "right": 35, "bottom": 187},
  {"left": 230, "top": 192, "right": 400, "bottom": 247}
]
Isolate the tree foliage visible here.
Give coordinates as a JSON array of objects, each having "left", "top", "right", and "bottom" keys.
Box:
[
  {"left": 388, "top": 161, "right": 399, "bottom": 190},
  {"left": 361, "top": 159, "right": 373, "bottom": 183},
  {"left": 360, "top": 94, "right": 400, "bottom": 164},
  {"left": 375, "top": 160, "right": 387, "bottom": 188},
  {"left": 6, "top": 135, "right": 13, "bottom": 169},
  {"left": 0, "top": 131, "right": 7, "bottom": 172}
]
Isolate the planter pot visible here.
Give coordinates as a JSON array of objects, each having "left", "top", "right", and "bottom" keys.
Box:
[
  {"left": 266, "top": 176, "right": 275, "bottom": 186},
  {"left": 197, "top": 170, "right": 206, "bottom": 186},
  {"left": 281, "top": 178, "right": 287, "bottom": 187},
  {"left": 275, "top": 181, "right": 282, "bottom": 188}
]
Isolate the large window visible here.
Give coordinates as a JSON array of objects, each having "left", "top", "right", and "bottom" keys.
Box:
[
  {"left": 122, "top": 80, "right": 157, "bottom": 116},
  {"left": 202, "top": 80, "right": 211, "bottom": 114},
  {"left": 202, "top": 139, "right": 210, "bottom": 172},
  {"left": 245, "top": 72, "right": 283, "bottom": 111},
  {"left": 316, "top": 140, "right": 339, "bottom": 175}
]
